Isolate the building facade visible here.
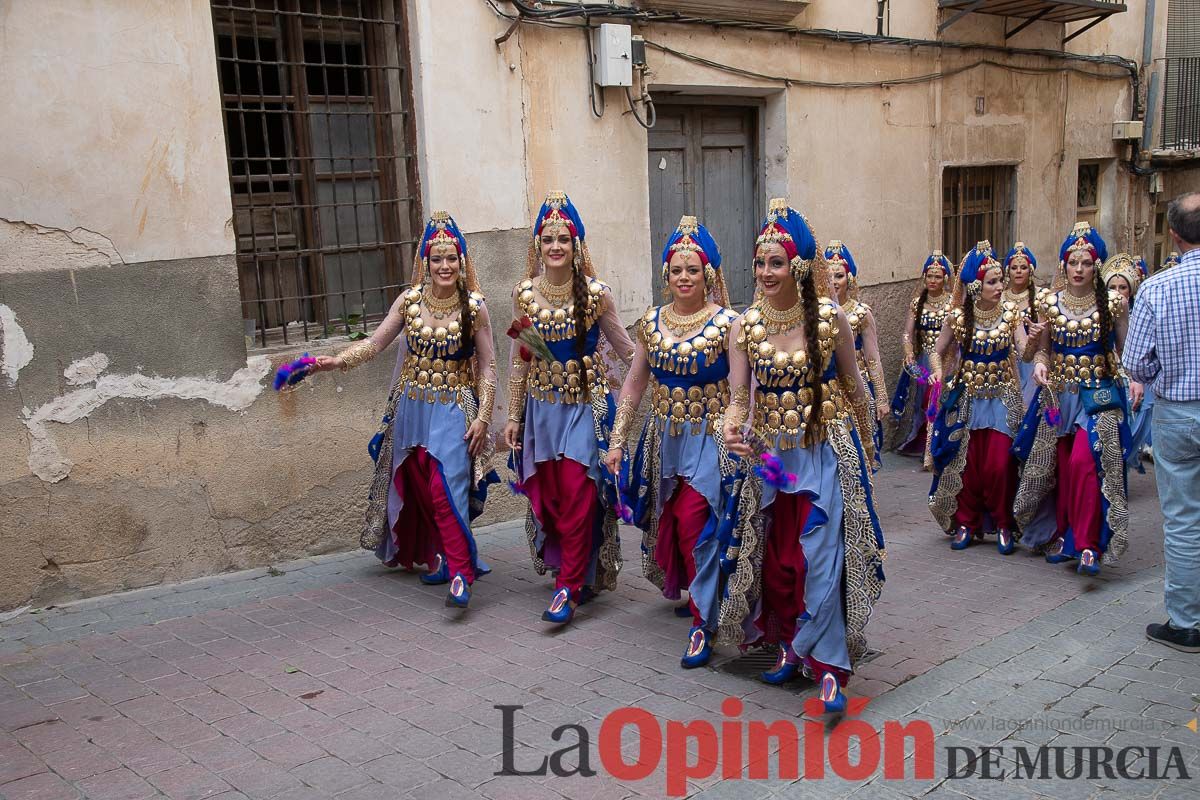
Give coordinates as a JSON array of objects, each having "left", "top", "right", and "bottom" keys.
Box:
[{"left": 1, "top": 0, "right": 1196, "bottom": 609}]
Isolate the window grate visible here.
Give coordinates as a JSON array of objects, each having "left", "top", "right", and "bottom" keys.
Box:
[
  {"left": 941, "top": 165, "right": 1017, "bottom": 265},
  {"left": 1162, "top": 57, "right": 1200, "bottom": 151},
  {"left": 210, "top": 0, "right": 422, "bottom": 347}
]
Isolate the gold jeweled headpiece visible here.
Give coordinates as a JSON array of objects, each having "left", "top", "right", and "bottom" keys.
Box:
[{"left": 1101, "top": 253, "right": 1141, "bottom": 295}]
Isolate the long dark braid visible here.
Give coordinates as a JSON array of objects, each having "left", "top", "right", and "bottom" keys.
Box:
[
  {"left": 1025, "top": 283, "right": 1039, "bottom": 323},
  {"left": 571, "top": 244, "right": 589, "bottom": 360},
  {"left": 1094, "top": 275, "right": 1115, "bottom": 374},
  {"left": 457, "top": 269, "right": 473, "bottom": 349},
  {"left": 912, "top": 288, "right": 930, "bottom": 358},
  {"left": 801, "top": 273, "right": 824, "bottom": 447},
  {"left": 961, "top": 297, "right": 976, "bottom": 352},
  {"left": 570, "top": 241, "right": 592, "bottom": 402}
]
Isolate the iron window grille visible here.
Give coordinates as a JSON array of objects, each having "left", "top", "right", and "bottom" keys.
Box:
[
  {"left": 1162, "top": 57, "right": 1200, "bottom": 150},
  {"left": 941, "top": 165, "right": 1017, "bottom": 265},
  {"left": 210, "top": 0, "right": 422, "bottom": 347}
]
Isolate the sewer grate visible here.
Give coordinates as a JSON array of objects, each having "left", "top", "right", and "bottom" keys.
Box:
[{"left": 710, "top": 646, "right": 880, "bottom": 686}]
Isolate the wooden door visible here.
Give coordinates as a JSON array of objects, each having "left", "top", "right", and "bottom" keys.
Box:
[{"left": 648, "top": 104, "right": 759, "bottom": 309}]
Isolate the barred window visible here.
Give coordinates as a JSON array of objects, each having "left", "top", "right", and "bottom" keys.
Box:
[
  {"left": 211, "top": 0, "right": 422, "bottom": 347},
  {"left": 1076, "top": 161, "right": 1101, "bottom": 229},
  {"left": 941, "top": 166, "right": 1016, "bottom": 264}
]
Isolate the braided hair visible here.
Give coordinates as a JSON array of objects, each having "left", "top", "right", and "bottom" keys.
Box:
[
  {"left": 913, "top": 288, "right": 930, "bottom": 358},
  {"left": 1093, "top": 274, "right": 1116, "bottom": 374},
  {"left": 457, "top": 268, "right": 473, "bottom": 348},
  {"left": 571, "top": 241, "right": 589, "bottom": 360},
  {"left": 801, "top": 273, "right": 824, "bottom": 448}
]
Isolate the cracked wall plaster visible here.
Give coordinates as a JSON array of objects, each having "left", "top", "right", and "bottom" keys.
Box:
[
  {"left": 0, "top": 304, "right": 34, "bottom": 385},
  {"left": 23, "top": 355, "right": 272, "bottom": 483}
]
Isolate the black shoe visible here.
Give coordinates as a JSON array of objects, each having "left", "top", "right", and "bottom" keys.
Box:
[{"left": 1146, "top": 621, "right": 1200, "bottom": 653}]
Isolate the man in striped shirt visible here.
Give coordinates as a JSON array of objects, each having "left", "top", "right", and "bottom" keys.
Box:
[{"left": 1124, "top": 191, "right": 1200, "bottom": 653}]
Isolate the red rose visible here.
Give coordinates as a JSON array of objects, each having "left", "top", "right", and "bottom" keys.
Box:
[{"left": 519, "top": 345, "right": 533, "bottom": 362}]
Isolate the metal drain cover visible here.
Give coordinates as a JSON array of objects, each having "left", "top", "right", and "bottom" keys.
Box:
[{"left": 710, "top": 646, "right": 880, "bottom": 683}]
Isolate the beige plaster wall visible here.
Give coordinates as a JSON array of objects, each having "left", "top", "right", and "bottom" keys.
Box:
[
  {"left": 407, "top": 0, "right": 531, "bottom": 232},
  {"left": 0, "top": 0, "right": 234, "bottom": 267}
]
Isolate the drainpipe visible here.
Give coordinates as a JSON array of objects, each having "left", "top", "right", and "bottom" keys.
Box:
[
  {"left": 877, "top": 0, "right": 887, "bottom": 36},
  {"left": 1141, "top": 0, "right": 1157, "bottom": 150}
]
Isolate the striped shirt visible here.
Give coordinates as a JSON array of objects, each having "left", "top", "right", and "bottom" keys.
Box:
[{"left": 1123, "top": 247, "right": 1200, "bottom": 401}]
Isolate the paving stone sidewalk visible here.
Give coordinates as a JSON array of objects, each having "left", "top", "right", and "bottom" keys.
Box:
[{"left": 2, "top": 460, "right": 1196, "bottom": 800}]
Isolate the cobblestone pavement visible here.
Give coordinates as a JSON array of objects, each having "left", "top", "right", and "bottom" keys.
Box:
[{"left": 2, "top": 459, "right": 1196, "bottom": 800}]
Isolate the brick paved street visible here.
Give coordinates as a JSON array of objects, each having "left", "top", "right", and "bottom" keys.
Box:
[{"left": 2, "top": 459, "right": 1197, "bottom": 800}]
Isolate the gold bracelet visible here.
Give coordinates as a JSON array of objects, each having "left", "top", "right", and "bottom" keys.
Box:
[
  {"left": 338, "top": 340, "right": 379, "bottom": 371},
  {"left": 928, "top": 350, "right": 943, "bottom": 378},
  {"left": 476, "top": 378, "right": 496, "bottom": 425},
  {"left": 1033, "top": 350, "right": 1051, "bottom": 369},
  {"left": 840, "top": 374, "right": 875, "bottom": 465},
  {"left": 610, "top": 397, "right": 637, "bottom": 448},
  {"left": 867, "top": 358, "right": 888, "bottom": 405},
  {"left": 507, "top": 372, "right": 527, "bottom": 423},
  {"left": 726, "top": 385, "right": 750, "bottom": 427}
]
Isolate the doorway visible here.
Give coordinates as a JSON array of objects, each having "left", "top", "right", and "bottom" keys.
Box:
[{"left": 647, "top": 102, "right": 760, "bottom": 309}]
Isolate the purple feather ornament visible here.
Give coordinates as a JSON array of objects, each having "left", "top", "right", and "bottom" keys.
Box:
[
  {"left": 925, "top": 380, "right": 942, "bottom": 422},
  {"left": 273, "top": 354, "right": 317, "bottom": 391},
  {"left": 1045, "top": 405, "right": 1062, "bottom": 427},
  {"left": 754, "top": 452, "right": 797, "bottom": 491}
]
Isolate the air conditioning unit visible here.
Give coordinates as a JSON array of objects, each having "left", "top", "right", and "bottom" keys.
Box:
[{"left": 1112, "top": 121, "right": 1144, "bottom": 141}]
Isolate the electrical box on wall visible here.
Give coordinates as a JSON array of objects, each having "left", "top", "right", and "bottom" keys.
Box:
[
  {"left": 1112, "top": 121, "right": 1144, "bottom": 141},
  {"left": 592, "top": 23, "right": 633, "bottom": 87}
]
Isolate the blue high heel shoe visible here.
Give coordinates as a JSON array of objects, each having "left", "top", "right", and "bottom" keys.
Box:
[
  {"left": 541, "top": 588, "right": 574, "bottom": 625},
  {"left": 674, "top": 604, "right": 693, "bottom": 618},
  {"left": 760, "top": 648, "right": 800, "bottom": 685},
  {"left": 445, "top": 573, "right": 470, "bottom": 608},
  {"left": 820, "top": 672, "right": 847, "bottom": 714},
  {"left": 950, "top": 526, "right": 973, "bottom": 551},
  {"left": 419, "top": 554, "right": 449, "bottom": 585},
  {"left": 1044, "top": 538, "right": 1075, "bottom": 564},
  {"left": 680, "top": 627, "right": 712, "bottom": 669},
  {"left": 1077, "top": 549, "right": 1100, "bottom": 576},
  {"left": 996, "top": 528, "right": 1016, "bottom": 556}
]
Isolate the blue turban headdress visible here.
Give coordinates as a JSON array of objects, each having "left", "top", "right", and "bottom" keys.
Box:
[
  {"left": 922, "top": 250, "right": 953, "bottom": 277},
  {"left": 661, "top": 215, "right": 728, "bottom": 305},
  {"left": 529, "top": 190, "right": 595, "bottom": 278},
  {"left": 1059, "top": 221, "right": 1108, "bottom": 267},
  {"left": 959, "top": 240, "right": 1003, "bottom": 297},
  {"left": 414, "top": 211, "right": 477, "bottom": 291},
  {"left": 756, "top": 198, "right": 819, "bottom": 283},
  {"left": 1004, "top": 242, "right": 1038, "bottom": 273}
]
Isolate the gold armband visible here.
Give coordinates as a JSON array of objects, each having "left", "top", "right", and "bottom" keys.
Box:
[
  {"left": 338, "top": 340, "right": 379, "bottom": 371},
  {"left": 928, "top": 350, "right": 943, "bottom": 379},
  {"left": 476, "top": 378, "right": 496, "bottom": 425},
  {"left": 1032, "top": 350, "right": 1051, "bottom": 369},
  {"left": 1021, "top": 337, "right": 1041, "bottom": 363},
  {"left": 839, "top": 374, "right": 875, "bottom": 465},
  {"left": 867, "top": 358, "right": 888, "bottom": 405},
  {"left": 610, "top": 397, "right": 637, "bottom": 449},
  {"left": 726, "top": 385, "right": 750, "bottom": 427},
  {"left": 507, "top": 371, "right": 527, "bottom": 423}
]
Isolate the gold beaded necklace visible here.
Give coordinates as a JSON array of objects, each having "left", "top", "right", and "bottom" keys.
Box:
[
  {"left": 422, "top": 287, "right": 460, "bottom": 320},
  {"left": 925, "top": 292, "right": 950, "bottom": 310},
  {"left": 1002, "top": 288, "right": 1029, "bottom": 308},
  {"left": 661, "top": 303, "right": 711, "bottom": 337},
  {"left": 538, "top": 277, "right": 574, "bottom": 308},
  {"left": 761, "top": 298, "right": 805, "bottom": 334},
  {"left": 973, "top": 300, "right": 1002, "bottom": 326},
  {"left": 1060, "top": 289, "right": 1096, "bottom": 315}
]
